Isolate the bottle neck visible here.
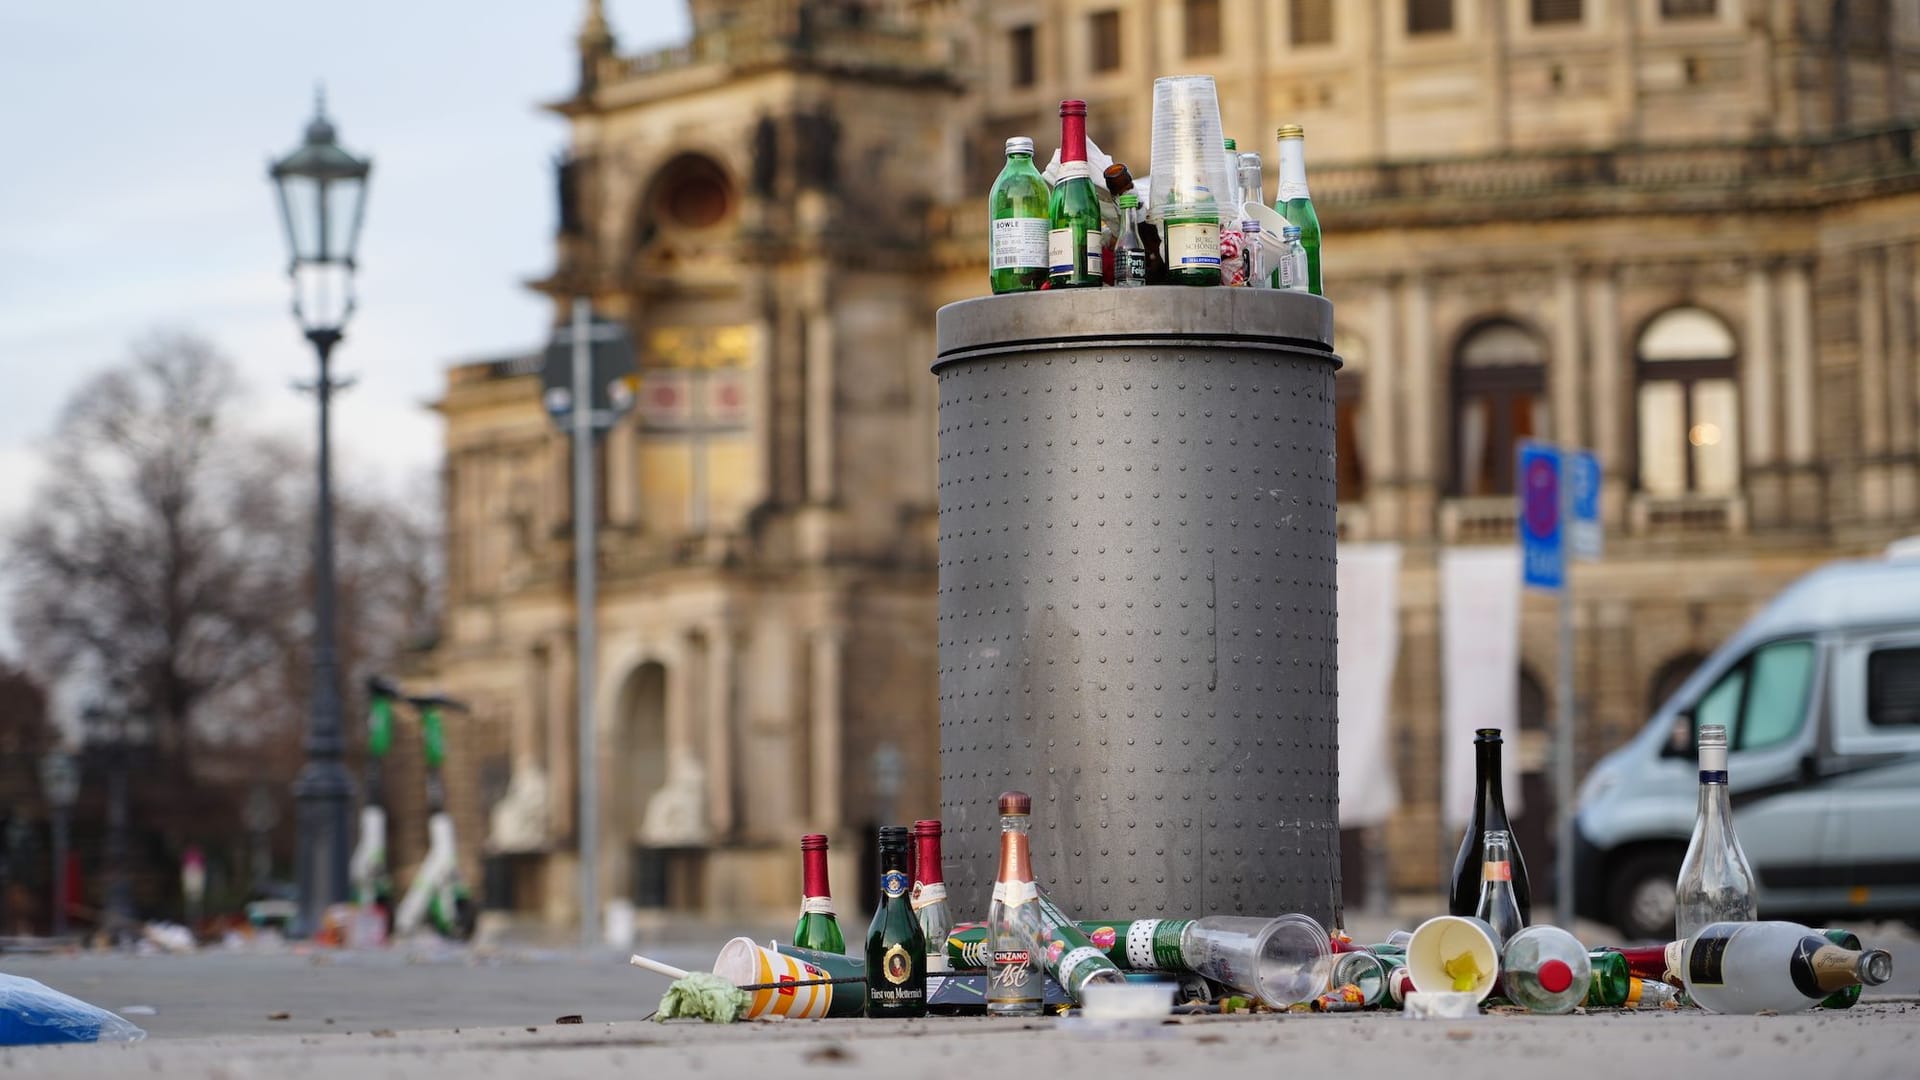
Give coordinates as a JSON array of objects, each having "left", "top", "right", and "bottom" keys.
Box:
[
  {"left": 913, "top": 835, "right": 944, "bottom": 886},
  {"left": 801, "top": 847, "right": 832, "bottom": 899},
  {"left": 1275, "top": 139, "right": 1310, "bottom": 200},
  {"left": 996, "top": 816, "right": 1034, "bottom": 882},
  {"left": 1007, "top": 151, "right": 1033, "bottom": 168},
  {"left": 1475, "top": 742, "right": 1509, "bottom": 822},
  {"left": 1060, "top": 113, "right": 1087, "bottom": 164},
  {"left": 879, "top": 844, "right": 909, "bottom": 876}
]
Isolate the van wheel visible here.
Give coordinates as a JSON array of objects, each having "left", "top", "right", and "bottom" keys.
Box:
[{"left": 1606, "top": 849, "right": 1682, "bottom": 941}]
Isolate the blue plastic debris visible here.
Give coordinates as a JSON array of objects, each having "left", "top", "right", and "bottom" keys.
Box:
[{"left": 0, "top": 973, "right": 147, "bottom": 1046}]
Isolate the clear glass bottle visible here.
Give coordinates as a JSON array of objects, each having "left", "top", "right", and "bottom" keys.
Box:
[
  {"left": 986, "top": 791, "right": 1046, "bottom": 1016},
  {"left": 1675, "top": 723, "right": 1758, "bottom": 940},
  {"left": 1236, "top": 151, "right": 1264, "bottom": 214},
  {"left": 1276, "top": 225, "right": 1308, "bottom": 293},
  {"left": 1273, "top": 124, "right": 1321, "bottom": 294},
  {"left": 865, "top": 825, "right": 928, "bottom": 1017},
  {"left": 1681, "top": 920, "right": 1893, "bottom": 1015},
  {"left": 1047, "top": 100, "right": 1103, "bottom": 289},
  {"left": 1449, "top": 728, "right": 1533, "bottom": 923},
  {"left": 1240, "top": 220, "right": 1265, "bottom": 288},
  {"left": 1501, "top": 926, "right": 1590, "bottom": 1014},
  {"left": 988, "top": 137, "right": 1050, "bottom": 294},
  {"left": 1475, "top": 829, "right": 1526, "bottom": 946},
  {"left": 1114, "top": 194, "right": 1147, "bottom": 287},
  {"left": 793, "top": 832, "right": 845, "bottom": 954},
  {"left": 910, "top": 819, "right": 954, "bottom": 975}
]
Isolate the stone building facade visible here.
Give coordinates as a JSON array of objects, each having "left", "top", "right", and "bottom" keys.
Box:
[{"left": 415, "top": 0, "right": 1920, "bottom": 926}]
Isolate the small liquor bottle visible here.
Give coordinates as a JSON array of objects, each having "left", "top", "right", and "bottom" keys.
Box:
[
  {"left": 793, "top": 833, "right": 845, "bottom": 954},
  {"left": 1475, "top": 829, "right": 1526, "bottom": 946},
  {"left": 988, "top": 137, "right": 1050, "bottom": 294},
  {"left": 1449, "top": 728, "right": 1533, "bottom": 923},
  {"left": 865, "top": 825, "right": 928, "bottom": 1018},
  {"left": 1239, "top": 220, "right": 1265, "bottom": 289},
  {"left": 1273, "top": 124, "right": 1321, "bottom": 294},
  {"left": 910, "top": 819, "right": 954, "bottom": 974},
  {"left": 986, "top": 791, "right": 1046, "bottom": 1016},
  {"left": 1047, "top": 101, "right": 1103, "bottom": 289},
  {"left": 1114, "top": 194, "right": 1147, "bottom": 287}
]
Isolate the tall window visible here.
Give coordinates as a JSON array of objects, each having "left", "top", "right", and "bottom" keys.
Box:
[
  {"left": 1010, "top": 25, "right": 1037, "bottom": 88},
  {"left": 1185, "top": 0, "right": 1221, "bottom": 57},
  {"left": 1091, "top": 11, "right": 1122, "bottom": 73},
  {"left": 1407, "top": 0, "right": 1453, "bottom": 35},
  {"left": 1452, "top": 321, "right": 1549, "bottom": 497},
  {"left": 1530, "top": 0, "right": 1582, "bottom": 24},
  {"left": 1636, "top": 307, "right": 1739, "bottom": 497},
  {"left": 1291, "top": 0, "right": 1334, "bottom": 45},
  {"left": 1659, "top": 0, "right": 1716, "bottom": 16}
]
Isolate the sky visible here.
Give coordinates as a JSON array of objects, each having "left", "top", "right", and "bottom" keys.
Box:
[{"left": 0, "top": 1, "right": 687, "bottom": 655}]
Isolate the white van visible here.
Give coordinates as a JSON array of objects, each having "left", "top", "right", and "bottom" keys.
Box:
[{"left": 1572, "top": 546, "right": 1920, "bottom": 940}]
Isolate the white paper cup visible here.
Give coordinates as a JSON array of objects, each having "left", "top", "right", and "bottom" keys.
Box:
[{"left": 1405, "top": 916, "right": 1501, "bottom": 1002}]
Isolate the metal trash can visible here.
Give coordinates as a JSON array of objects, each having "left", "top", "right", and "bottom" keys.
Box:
[{"left": 934, "top": 287, "right": 1342, "bottom": 926}]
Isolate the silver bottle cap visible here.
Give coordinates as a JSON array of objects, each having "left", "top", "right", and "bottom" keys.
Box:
[
  {"left": 1241, "top": 220, "right": 1261, "bottom": 233},
  {"left": 1283, "top": 225, "right": 1302, "bottom": 240},
  {"left": 1006, "top": 136, "right": 1035, "bottom": 156}
]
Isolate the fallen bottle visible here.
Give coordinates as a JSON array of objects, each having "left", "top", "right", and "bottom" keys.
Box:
[{"left": 1680, "top": 920, "right": 1893, "bottom": 1015}]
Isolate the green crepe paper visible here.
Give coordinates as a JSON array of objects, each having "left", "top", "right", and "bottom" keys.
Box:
[{"left": 656, "top": 972, "right": 751, "bottom": 1023}]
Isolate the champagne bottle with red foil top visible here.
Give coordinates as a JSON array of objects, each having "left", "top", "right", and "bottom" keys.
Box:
[
  {"left": 1047, "top": 100, "right": 1103, "bottom": 289},
  {"left": 865, "top": 825, "right": 928, "bottom": 1017},
  {"left": 910, "top": 819, "right": 953, "bottom": 974},
  {"left": 793, "top": 833, "right": 845, "bottom": 955},
  {"left": 986, "top": 791, "right": 1046, "bottom": 1015}
]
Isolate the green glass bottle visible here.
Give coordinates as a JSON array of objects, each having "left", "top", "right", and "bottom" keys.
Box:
[
  {"left": 1818, "top": 928, "right": 1864, "bottom": 1010},
  {"left": 1583, "top": 948, "right": 1633, "bottom": 1007},
  {"left": 1047, "top": 99, "right": 1103, "bottom": 289},
  {"left": 989, "top": 136, "right": 1050, "bottom": 294},
  {"left": 1163, "top": 183, "right": 1222, "bottom": 287},
  {"left": 1273, "top": 124, "right": 1321, "bottom": 295},
  {"left": 865, "top": 825, "right": 928, "bottom": 1017},
  {"left": 794, "top": 833, "right": 845, "bottom": 955}
]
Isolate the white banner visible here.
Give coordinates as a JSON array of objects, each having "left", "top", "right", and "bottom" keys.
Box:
[
  {"left": 1336, "top": 543, "right": 1402, "bottom": 827},
  {"left": 1440, "top": 546, "right": 1524, "bottom": 829}
]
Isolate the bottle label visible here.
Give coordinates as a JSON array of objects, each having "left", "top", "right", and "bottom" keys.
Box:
[
  {"left": 1625, "top": 978, "right": 1644, "bottom": 1007},
  {"left": 1699, "top": 770, "right": 1728, "bottom": 785},
  {"left": 992, "top": 217, "right": 1049, "bottom": 271},
  {"left": 910, "top": 882, "right": 948, "bottom": 911},
  {"left": 881, "top": 942, "right": 914, "bottom": 986},
  {"left": 1123, "top": 918, "right": 1191, "bottom": 969},
  {"left": 1663, "top": 940, "right": 1684, "bottom": 987},
  {"left": 800, "top": 896, "right": 836, "bottom": 916},
  {"left": 1687, "top": 928, "right": 1734, "bottom": 986},
  {"left": 1055, "top": 945, "right": 1106, "bottom": 989},
  {"left": 1808, "top": 943, "right": 1861, "bottom": 993},
  {"left": 1049, "top": 228, "right": 1073, "bottom": 275},
  {"left": 990, "top": 949, "right": 1039, "bottom": 1003},
  {"left": 1085, "top": 244, "right": 1102, "bottom": 278},
  {"left": 882, "top": 870, "right": 908, "bottom": 899},
  {"left": 1278, "top": 253, "right": 1301, "bottom": 290},
  {"left": 1057, "top": 161, "right": 1092, "bottom": 182},
  {"left": 1121, "top": 249, "right": 1146, "bottom": 284},
  {"left": 1275, "top": 182, "right": 1310, "bottom": 202},
  {"left": 1482, "top": 860, "right": 1512, "bottom": 882},
  {"left": 1168, "top": 222, "right": 1221, "bottom": 268},
  {"left": 991, "top": 880, "right": 1038, "bottom": 907}
]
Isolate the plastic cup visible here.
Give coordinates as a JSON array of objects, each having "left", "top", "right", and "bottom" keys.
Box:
[
  {"left": 1148, "top": 75, "right": 1231, "bottom": 225},
  {"left": 1181, "top": 914, "right": 1333, "bottom": 1009},
  {"left": 712, "top": 937, "right": 866, "bottom": 1019},
  {"left": 1405, "top": 916, "right": 1502, "bottom": 1002}
]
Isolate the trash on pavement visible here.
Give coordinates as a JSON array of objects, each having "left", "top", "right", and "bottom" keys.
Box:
[
  {"left": 654, "top": 972, "right": 749, "bottom": 1023},
  {"left": 0, "top": 973, "right": 147, "bottom": 1046}
]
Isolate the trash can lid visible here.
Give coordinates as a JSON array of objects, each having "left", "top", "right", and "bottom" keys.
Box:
[{"left": 935, "top": 287, "right": 1337, "bottom": 369}]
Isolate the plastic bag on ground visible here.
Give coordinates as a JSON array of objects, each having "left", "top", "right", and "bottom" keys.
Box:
[
  {"left": 655, "top": 972, "right": 748, "bottom": 1023},
  {"left": 0, "top": 973, "right": 148, "bottom": 1045}
]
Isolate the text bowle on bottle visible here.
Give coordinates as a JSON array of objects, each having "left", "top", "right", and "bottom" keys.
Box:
[
  {"left": 1675, "top": 723, "right": 1757, "bottom": 940},
  {"left": 1681, "top": 921, "right": 1893, "bottom": 1015},
  {"left": 988, "top": 136, "right": 1050, "bottom": 295},
  {"left": 1475, "top": 828, "right": 1526, "bottom": 946},
  {"left": 1048, "top": 101, "right": 1103, "bottom": 289},
  {"left": 1450, "top": 728, "right": 1532, "bottom": 923},
  {"left": 910, "top": 819, "right": 953, "bottom": 974},
  {"left": 793, "top": 833, "right": 845, "bottom": 954},
  {"left": 987, "top": 790, "right": 1046, "bottom": 1016},
  {"left": 865, "top": 825, "right": 928, "bottom": 1018}
]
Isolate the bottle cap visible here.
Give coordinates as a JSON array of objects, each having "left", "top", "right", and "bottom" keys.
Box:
[
  {"left": 1537, "top": 959, "right": 1574, "bottom": 994},
  {"left": 1276, "top": 124, "right": 1305, "bottom": 140},
  {"left": 1117, "top": 193, "right": 1139, "bottom": 208},
  {"left": 1697, "top": 724, "right": 1728, "bottom": 749},
  {"left": 1223, "top": 137, "right": 1237, "bottom": 151},
  {"left": 1283, "top": 225, "right": 1301, "bottom": 240},
  {"left": 1006, "top": 136, "right": 1035, "bottom": 156},
  {"left": 878, "top": 825, "right": 910, "bottom": 846},
  {"left": 1242, "top": 220, "right": 1261, "bottom": 233},
  {"left": 912, "top": 818, "right": 943, "bottom": 837},
  {"left": 1238, "top": 152, "right": 1262, "bottom": 169},
  {"left": 800, "top": 833, "right": 829, "bottom": 851},
  {"left": 1059, "top": 99, "right": 1087, "bottom": 117},
  {"left": 998, "top": 790, "right": 1032, "bottom": 816}
]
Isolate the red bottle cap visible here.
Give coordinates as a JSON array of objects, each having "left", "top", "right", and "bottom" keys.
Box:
[
  {"left": 1537, "top": 959, "right": 1574, "bottom": 994},
  {"left": 799, "top": 833, "right": 828, "bottom": 851},
  {"left": 998, "top": 791, "right": 1032, "bottom": 815},
  {"left": 1059, "top": 99, "right": 1087, "bottom": 117}
]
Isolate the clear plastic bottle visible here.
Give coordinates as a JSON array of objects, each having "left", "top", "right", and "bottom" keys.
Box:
[
  {"left": 1675, "top": 724, "right": 1757, "bottom": 940},
  {"left": 1501, "top": 926, "right": 1591, "bottom": 1014},
  {"left": 1680, "top": 920, "right": 1893, "bottom": 1015},
  {"left": 1474, "top": 829, "right": 1526, "bottom": 946},
  {"left": 1277, "top": 225, "right": 1308, "bottom": 293}
]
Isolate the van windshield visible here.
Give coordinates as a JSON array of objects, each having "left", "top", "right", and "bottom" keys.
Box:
[{"left": 1671, "top": 639, "right": 1817, "bottom": 756}]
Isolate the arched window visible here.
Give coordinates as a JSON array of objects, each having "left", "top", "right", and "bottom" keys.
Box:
[
  {"left": 634, "top": 154, "right": 734, "bottom": 250},
  {"left": 1452, "top": 320, "right": 1549, "bottom": 497},
  {"left": 1335, "top": 326, "right": 1368, "bottom": 503},
  {"left": 1636, "top": 307, "right": 1738, "bottom": 496}
]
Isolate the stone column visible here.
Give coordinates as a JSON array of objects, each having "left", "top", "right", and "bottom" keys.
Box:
[
  {"left": 1400, "top": 275, "right": 1436, "bottom": 536},
  {"left": 809, "top": 627, "right": 846, "bottom": 831},
  {"left": 1781, "top": 260, "right": 1817, "bottom": 465},
  {"left": 1366, "top": 282, "right": 1402, "bottom": 524},
  {"left": 606, "top": 417, "right": 636, "bottom": 526},
  {"left": 805, "top": 309, "right": 837, "bottom": 503},
  {"left": 704, "top": 622, "right": 739, "bottom": 838},
  {"left": 1551, "top": 264, "right": 1584, "bottom": 448},
  {"left": 1859, "top": 247, "right": 1890, "bottom": 521},
  {"left": 1887, "top": 244, "right": 1918, "bottom": 518},
  {"left": 548, "top": 635, "right": 577, "bottom": 839},
  {"left": 1586, "top": 270, "right": 1625, "bottom": 521},
  {"left": 1743, "top": 266, "right": 1778, "bottom": 468},
  {"left": 750, "top": 316, "right": 776, "bottom": 511}
]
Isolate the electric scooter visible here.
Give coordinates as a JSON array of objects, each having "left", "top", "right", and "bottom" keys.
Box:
[
  {"left": 392, "top": 692, "right": 477, "bottom": 941},
  {"left": 348, "top": 676, "right": 401, "bottom": 936}
]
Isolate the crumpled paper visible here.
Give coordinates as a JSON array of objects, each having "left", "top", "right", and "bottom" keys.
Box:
[{"left": 655, "top": 972, "right": 750, "bottom": 1023}]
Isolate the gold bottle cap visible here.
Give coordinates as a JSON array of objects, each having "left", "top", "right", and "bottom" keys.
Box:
[{"left": 1276, "top": 124, "right": 1305, "bottom": 140}]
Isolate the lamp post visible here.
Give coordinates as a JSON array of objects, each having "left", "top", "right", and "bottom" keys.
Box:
[
  {"left": 269, "top": 88, "right": 371, "bottom": 936},
  {"left": 37, "top": 752, "right": 79, "bottom": 938}
]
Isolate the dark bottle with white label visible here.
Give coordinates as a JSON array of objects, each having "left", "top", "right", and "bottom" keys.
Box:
[{"left": 864, "top": 825, "right": 927, "bottom": 1018}]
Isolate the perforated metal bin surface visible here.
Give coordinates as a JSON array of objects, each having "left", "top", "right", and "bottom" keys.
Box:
[{"left": 934, "top": 287, "right": 1342, "bottom": 925}]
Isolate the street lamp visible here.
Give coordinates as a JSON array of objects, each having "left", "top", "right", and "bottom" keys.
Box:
[
  {"left": 37, "top": 752, "right": 79, "bottom": 937},
  {"left": 269, "top": 87, "right": 370, "bottom": 935}
]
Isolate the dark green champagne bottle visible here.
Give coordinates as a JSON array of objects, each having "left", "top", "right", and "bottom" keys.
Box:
[
  {"left": 1273, "top": 124, "right": 1321, "bottom": 295},
  {"left": 1448, "top": 728, "right": 1532, "bottom": 924},
  {"left": 989, "top": 137, "right": 1050, "bottom": 294},
  {"left": 1818, "top": 929, "right": 1863, "bottom": 1010},
  {"left": 865, "top": 825, "right": 927, "bottom": 1017},
  {"left": 1047, "top": 99, "right": 1103, "bottom": 289},
  {"left": 794, "top": 833, "right": 845, "bottom": 954}
]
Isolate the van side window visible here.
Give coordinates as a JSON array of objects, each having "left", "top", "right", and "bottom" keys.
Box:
[
  {"left": 1680, "top": 639, "right": 1816, "bottom": 754},
  {"left": 1867, "top": 646, "right": 1920, "bottom": 727}
]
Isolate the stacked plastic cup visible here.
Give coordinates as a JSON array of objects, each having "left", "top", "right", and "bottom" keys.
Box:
[{"left": 1148, "top": 75, "right": 1232, "bottom": 227}]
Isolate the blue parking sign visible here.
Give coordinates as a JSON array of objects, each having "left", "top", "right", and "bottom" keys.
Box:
[
  {"left": 1519, "top": 442, "right": 1563, "bottom": 591},
  {"left": 1568, "top": 449, "right": 1602, "bottom": 561}
]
